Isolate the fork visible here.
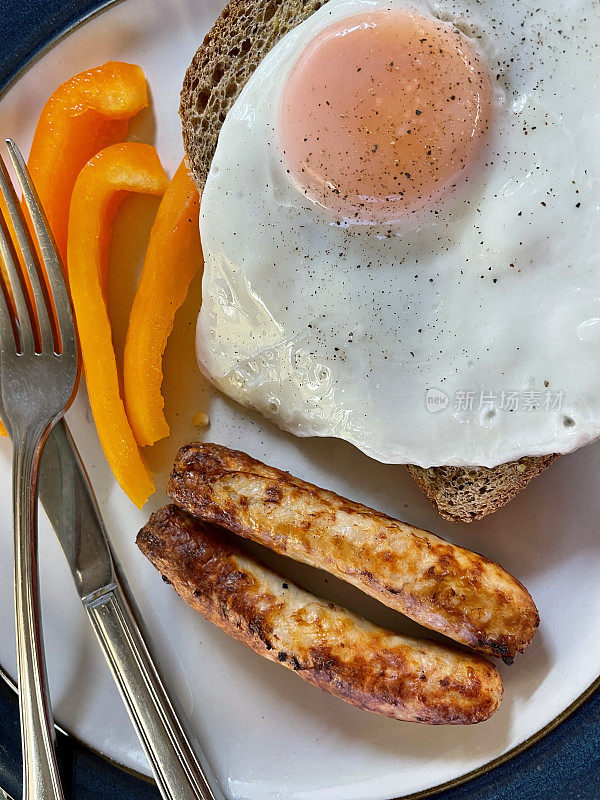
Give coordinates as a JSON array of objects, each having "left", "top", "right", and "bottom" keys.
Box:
[{"left": 0, "top": 139, "right": 78, "bottom": 800}]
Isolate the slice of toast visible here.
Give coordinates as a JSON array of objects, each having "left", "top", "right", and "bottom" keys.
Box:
[
  {"left": 179, "top": 0, "right": 558, "bottom": 523},
  {"left": 407, "top": 454, "right": 559, "bottom": 523}
]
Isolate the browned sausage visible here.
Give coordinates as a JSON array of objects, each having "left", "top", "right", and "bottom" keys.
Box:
[
  {"left": 168, "top": 443, "right": 538, "bottom": 662},
  {"left": 138, "top": 505, "right": 503, "bottom": 724}
]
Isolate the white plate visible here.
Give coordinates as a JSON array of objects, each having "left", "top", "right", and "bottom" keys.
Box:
[{"left": 1, "top": 1, "right": 599, "bottom": 798}]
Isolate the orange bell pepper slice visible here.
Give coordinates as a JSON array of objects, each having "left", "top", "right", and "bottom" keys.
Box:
[
  {"left": 28, "top": 62, "right": 148, "bottom": 265},
  {"left": 124, "top": 160, "right": 203, "bottom": 447},
  {"left": 67, "top": 142, "right": 168, "bottom": 507}
]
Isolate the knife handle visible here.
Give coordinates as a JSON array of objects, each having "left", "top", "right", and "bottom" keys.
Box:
[{"left": 85, "top": 585, "right": 222, "bottom": 800}]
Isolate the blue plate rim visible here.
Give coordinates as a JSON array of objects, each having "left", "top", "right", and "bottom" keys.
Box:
[{"left": 0, "top": 1, "right": 599, "bottom": 798}]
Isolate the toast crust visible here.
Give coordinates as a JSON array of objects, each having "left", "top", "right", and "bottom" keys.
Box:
[{"left": 138, "top": 504, "right": 503, "bottom": 724}]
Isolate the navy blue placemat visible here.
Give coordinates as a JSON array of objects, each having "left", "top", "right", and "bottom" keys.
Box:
[
  {"left": 0, "top": 675, "right": 158, "bottom": 800},
  {"left": 0, "top": 1, "right": 598, "bottom": 798},
  {"left": 0, "top": 0, "right": 115, "bottom": 92}
]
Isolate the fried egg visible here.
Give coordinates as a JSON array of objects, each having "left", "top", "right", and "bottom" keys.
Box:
[{"left": 197, "top": 0, "right": 600, "bottom": 468}]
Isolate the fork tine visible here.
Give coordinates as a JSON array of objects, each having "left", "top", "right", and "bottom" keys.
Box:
[
  {"left": 0, "top": 176, "right": 36, "bottom": 355},
  {"left": 1, "top": 144, "right": 55, "bottom": 354},
  {"left": 0, "top": 246, "right": 16, "bottom": 434},
  {"left": 6, "top": 140, "right": 76, "bottom": 358},
  {"left": 0, "top": 220, "right": 19, "bottom": 347}
]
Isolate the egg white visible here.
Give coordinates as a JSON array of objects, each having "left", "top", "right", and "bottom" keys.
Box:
[{"left": 197, "top": 0, "right": 600, "bottom": 468}]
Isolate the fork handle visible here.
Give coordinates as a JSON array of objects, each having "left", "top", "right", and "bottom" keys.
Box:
[
  {"left": 13, "top": 431, "right": 65, "bottom": 800},
  {"left": 85, "top": 584, "right": 223, "bottom": 800}
]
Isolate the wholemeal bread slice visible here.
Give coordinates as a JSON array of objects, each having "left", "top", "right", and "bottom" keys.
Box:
[
  {"left": 179, "top": 0, "right": 558, "bottom": 523},
  {"left": 407, "top": 454, "right": 559, "bottom": 523}
]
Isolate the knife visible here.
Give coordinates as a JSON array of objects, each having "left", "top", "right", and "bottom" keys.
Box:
[{"left": 38, "top": 419, "right": 223, "bottom": 800}]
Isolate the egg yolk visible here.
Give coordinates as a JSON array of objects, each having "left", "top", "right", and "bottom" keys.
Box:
[{"left": 279, "top": 9, "right": 493, "bottom": 225}]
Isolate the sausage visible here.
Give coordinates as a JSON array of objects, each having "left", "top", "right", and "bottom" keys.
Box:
[
  {"left": 137, "top": 504, "right": 503, "bottom": 724},
  {"left": 168, "top": 443, "right": 538, "bottom": 662}
]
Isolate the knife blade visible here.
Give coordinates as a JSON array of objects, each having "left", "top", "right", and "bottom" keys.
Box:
[{"left": 38, "top": 419, "right": 222, "bottom": 800}]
